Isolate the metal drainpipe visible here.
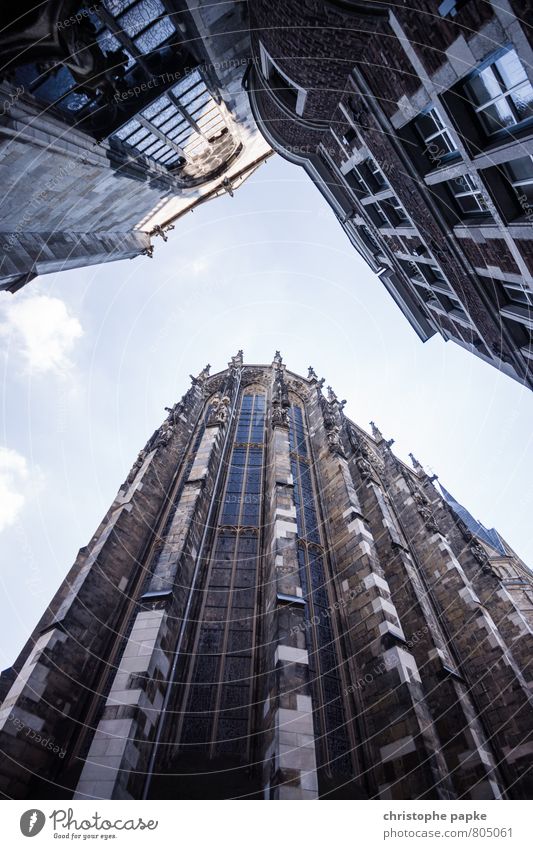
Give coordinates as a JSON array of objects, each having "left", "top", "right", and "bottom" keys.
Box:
[
  {"left": 141, "top": 365, "right": 243, "bottom": 799},
  {"left": 350, "top": 65, "right": 529, "bottom": 384}
]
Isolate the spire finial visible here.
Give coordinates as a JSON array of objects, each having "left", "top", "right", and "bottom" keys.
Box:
[
  {"left": 229, "top": 349, "right": 243, "bottom": 368},
  {"left": 409, "top": 452, "right": 423, "bottom": 471},
  {"left": 370, "top": 421, "right": 382, "bottom": 442},
  {"left": 273, "top": 350, "right": 282, "bottom": 366},
  {"left": 190, "top": 363, "right": 210, "bottom": 385}
]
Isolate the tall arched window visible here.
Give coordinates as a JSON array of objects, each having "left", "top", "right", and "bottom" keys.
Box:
[{"left": 176, "top": 388, "right": 266, "bottom": 759}]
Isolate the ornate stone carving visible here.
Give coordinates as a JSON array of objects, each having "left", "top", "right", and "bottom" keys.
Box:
[
  {"left": 470, "top": 540, "right": 489, "bottom": 567},
  {"left": 325, "top": 424, "right": 343, "bottom": 454},
  {"left": 272, "top": 365, "right": 290, "bottom": 429},
  {"left": 308, "top": 366, "right": 317, "bottom": 380},
  {"left": 190, "top": 363, "right": 210, "bottom": 385},
  {"left": 370, "top": 421, "right": 383, "bottom": 442},
  {"left": 272, "top": 404, "right": 290, "bottom": 428},
  {"left": 229, "top": 349, "right": 243, "bottom": 369},
  {"left": 123, "top": 450, "right": 145, "bottom": 488},
  {"left": 321, "top": 388, "right": 346, "bottom": 456},
  {"left": 152, "top": 420, "right": 174, "bottom": 449},
  {"left": 412, "top": 487, "right": 440, "bottom": 533},
  {"left": 151, "top": 224, "right": 175, "bottom": 242},
  {"left": 356, "top": 454, "right": 373, "bottom": 480},
  {"left": 208, "top": 394, "right": 230, "bottom": 427}
]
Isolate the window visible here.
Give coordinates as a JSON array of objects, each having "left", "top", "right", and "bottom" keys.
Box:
[
  {"left": 220, "top": 392, "right": 266, "bottom": 527},
  {"left": 344, "top": 158, "right": 388, "bottom": 197},
  {"left": 112, "top": 69, "right": 227, "bottom": 167},
  {"left": 438, "top": 0, "right": 473, "bottom": 17},
  {"left": 413, "top": 108, "right": 460, "bottom": 167},
  {"left": 12, "top": 0, "right": 176, "bottom": 121},
  {"left": 501, "top": 281, "right": 533, "bottom": 310},
  {"left": 259, "top": 43, "right": 307, "bottom": 115},
  {"left": 464, "top": 48, "right": 533, "bottom": 137},
  {"left": 446, "top": 174, "right": 491, "bottom": 217},
  {"left": 504, "top": 155, "right": 533, "bottom": 209},
  {"left": 366, "top": 197, "right": 411, "bottom": 228}
]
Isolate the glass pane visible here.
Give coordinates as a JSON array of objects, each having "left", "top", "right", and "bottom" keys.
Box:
[
  {"left": 468, "top": 67, "right": 502, "bottom": 106},
  {"left": 97, "top": 30, "right": 121, "bottom": 55},
  {"left": 482, "top": 99, "right": 516, "bottom": 131},
  {"left": 495, "top": 49, "right": 527, "bottom": 90},
  {"left": 417, "top": 111, "right": 439, "bottom": 140},
  {"left": 182, "top": 83, "right": 206, "bottom": 108},
  {"left": 114, "top": 118, "right": 140, "bottom": 140},
  {"left": 104, "top": 0, "right": 134, "bottom": 14},
  {"left": 456, "top": 194, "right": 481, "bottom": 214},
  {"left": 507, "top": 155, "right": 533, "bottom": 183},
  {"left": 151, "top": 104, "right": 175, "bottom": 127},
  {"left": 172, "top": 70, "right": 202, "bottom": 98},
  {"left": 33, "top": 66, "right": 75, "bottom": 103},
  {"left": 60, "top": 91, "right": 90, "bottom": 112},
  {"left": 504, "top": 285, "right": 531, "bottom": 306},
  {"left": 510, "top": 83, "right": 533, "bottom": 123},
  {"left": 119, "top": 0, "right": 165, "bottom": 38},
  {"left": 127, "top": 128, "right": 150, "bottom": 146},
  {"left": 141, "top": 96, "right": 168, "bottom": 120},
  {"left": 134, "top": 17, "right": 175, "bottom": 53}
]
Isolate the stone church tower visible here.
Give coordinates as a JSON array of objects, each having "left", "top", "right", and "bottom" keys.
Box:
[{"left": 1, "top": 353, "right": 532, "bottom": 800}]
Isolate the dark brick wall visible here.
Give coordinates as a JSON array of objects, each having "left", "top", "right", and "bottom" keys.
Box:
[
  {"left": 397, "top": 1, "right": 495, "bottom": 76},
  {"left": 250, "top": 0, "right": 387, "bottom": 122},
  {"left": 515, "top": 238, "right": 533, "bottom": 276},
  {"left": 457, "top": 236, "right": 521, "bottom": 275}
]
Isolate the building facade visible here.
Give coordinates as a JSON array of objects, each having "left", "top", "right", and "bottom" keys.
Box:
[
  {"left": 247, "top": 0, "right": 533, "bottom": 388},
  {"left": 1, "top": 353, "right": 532, "bottom": 800},
  {"left": 0, "top": 0, "right": 271, "bottom": 292},
  {"left": 2, "top": 2, "right": 533, "bottom": 386}
]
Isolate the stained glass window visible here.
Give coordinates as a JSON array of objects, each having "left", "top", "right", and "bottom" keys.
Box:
[{"left": 178, "top": 390, "right": 265, "bottom": 758}]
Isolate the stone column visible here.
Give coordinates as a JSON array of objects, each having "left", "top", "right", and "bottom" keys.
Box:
[
  {"left": 306, "top": 390, "right": 453, "bottom": 800},
  {"left": 260, "top": 363, "right": 319, "bottom": 800},
  {"left": 387, "top": 459, "right": 533, "bottom": 799},
  {"left": 350, "top": 431, "right": 504, "bottom": 799},
  {"left": 74, "top": 399, "right": 228, "bottom": 799}
]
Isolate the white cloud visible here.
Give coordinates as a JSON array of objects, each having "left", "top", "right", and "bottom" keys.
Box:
[
  {"left": 0, "top": 447, "right": 31, "bottom": 532},
  {"left": 0, "top": 294, "right": 83, "bottom": 375}
]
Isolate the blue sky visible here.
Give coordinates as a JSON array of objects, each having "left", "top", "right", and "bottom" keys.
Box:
[{"left": 1, "top": 155, "right": 532, "bottom": 667}]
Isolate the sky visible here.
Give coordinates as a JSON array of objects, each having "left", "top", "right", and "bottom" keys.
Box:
[{"left": 1, "top": 154, "right": 532, "bottom": 668}]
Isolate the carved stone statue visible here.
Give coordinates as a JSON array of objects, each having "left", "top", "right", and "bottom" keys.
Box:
[
  {"left": 272, "top": 403, "right": 290, "bottom": 429},
  {"left": 327, "top": 424, "right": 345, "bottom": 456},
  {"left": 470, "top": 541, "right": 489, "bottom": 566},
  {"left": 211, "top": 395, "right": 230, "bottom": 426},
  {"left": 153, "top": 420, "right": 174, "bottom": 449},
  {"left": 357, "top": 454, "right": 373, "bottom": 480}
]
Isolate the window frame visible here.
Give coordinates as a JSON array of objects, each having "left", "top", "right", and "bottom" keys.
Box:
[{"left": 463, "top": 46, "right": 533, "bottom": 140}]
